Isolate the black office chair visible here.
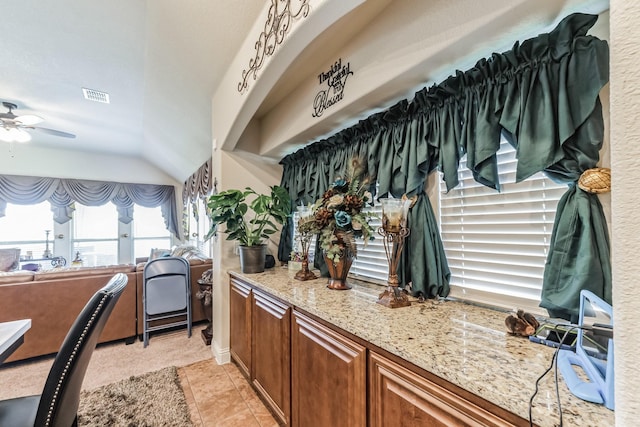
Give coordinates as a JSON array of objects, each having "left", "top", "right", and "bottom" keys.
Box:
[
  {"left": 142, "top": 257, "right": 191, "bottom": 347},
  {"left": 0, "top": 273, "right": 128, "bottom": 427}
]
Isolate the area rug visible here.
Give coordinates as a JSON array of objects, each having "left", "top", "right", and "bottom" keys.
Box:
[{"left": 78, "top": 366, "right": 193, "bottom": 427}]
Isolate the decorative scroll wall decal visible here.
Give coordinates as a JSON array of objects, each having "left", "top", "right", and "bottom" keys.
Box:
[{"left": 238, "top": 0, "right": 310, "bottom": 93}]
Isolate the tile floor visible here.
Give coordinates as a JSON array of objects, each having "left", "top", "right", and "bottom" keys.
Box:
[{"left": 178, "top": 359, "right": 279, "bottom": 427}]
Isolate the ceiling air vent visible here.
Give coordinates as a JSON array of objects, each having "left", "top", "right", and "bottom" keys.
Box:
[{"left": 82, "top": 88, "right": 110, "bottom": 104}]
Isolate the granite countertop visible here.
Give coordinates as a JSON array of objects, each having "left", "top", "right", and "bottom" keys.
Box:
[{"left": 230, "top": 267, "right": 614, "bottom": 426}]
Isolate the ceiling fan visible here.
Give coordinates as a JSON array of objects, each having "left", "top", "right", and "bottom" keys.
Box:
[{"left": 0, "top": 101, "right": 76, "bottom": 143}]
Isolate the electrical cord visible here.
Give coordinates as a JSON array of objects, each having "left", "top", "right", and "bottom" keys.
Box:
[{"left": 528, "top": 324, "right": 584, "bottom": 427}]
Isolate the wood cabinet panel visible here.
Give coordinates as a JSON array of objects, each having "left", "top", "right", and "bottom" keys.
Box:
[
  {"left": 369, "top": 351, "right": 517, "bottom": 427},
  {"left": 292, "top": 311, "right": 366, "bottom": 427},
  {"left": 229, "top": 278, "right": 252, "bottom": 378},
  {"left": 252, "top": 288, "right": 291, "bottom": 426}
]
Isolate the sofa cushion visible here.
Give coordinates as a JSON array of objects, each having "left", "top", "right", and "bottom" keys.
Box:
[
  {"left": 0, "top": 248, "right": 21, "bottom": 272},
  {"left": 0, "top": 270, "right": 35, "bottom": 284},
  {"left": 170, "top": 245, "right": 209, "bottom": 260},
  {"left": 149, "top": 248, "right": 171, "bottom": 260},
  {"left": 110, "top": 264, "right": 136, "bottom": 273},
  {"left": 33, "top": 266, "right": 116, "bottom": 281}
]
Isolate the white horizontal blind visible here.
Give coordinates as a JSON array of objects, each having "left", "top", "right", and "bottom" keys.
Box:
[
  {"left": 438, "top": 139, "right": 567, "bottom": 314},
  {"left": 350, "top": 203, "right": 388, "bottom": 284}
]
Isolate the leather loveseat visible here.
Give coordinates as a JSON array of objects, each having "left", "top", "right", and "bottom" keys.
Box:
[{"left": 0, "top": 258, "right": 212, "bottom": 363}]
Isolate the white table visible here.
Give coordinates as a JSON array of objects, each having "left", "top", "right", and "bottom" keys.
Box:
[{"left": 0, "top": 319, "right": 31, "bottom": 364}]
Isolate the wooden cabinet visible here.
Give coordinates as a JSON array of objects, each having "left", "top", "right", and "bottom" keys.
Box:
[
  {"left": 252, "top": 288, "right": 291, "bottom": 426},
  {"left": 292, "top": 311, "right": 366, "bottom": 427},
  {"left": 369, "top": 351, "right": 519, "bottom": 427},
  {"left": 229, "top": 274, "right": 526, "bottom": 427},
  {"left": 229, "top": 278, "right": 252, "bottom": 378}
]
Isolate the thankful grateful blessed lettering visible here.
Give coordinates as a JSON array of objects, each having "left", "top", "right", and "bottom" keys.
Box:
[{"left": 312, "top": 58, "right": 353, "bottom": 118}]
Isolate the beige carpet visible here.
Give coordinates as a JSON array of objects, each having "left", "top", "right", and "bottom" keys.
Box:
[
  {"left": 78, "top": 366, "right": 192, "bottom": 427},
  {"left": 0, "top": 324, "right": 213, "bottom": 400}
]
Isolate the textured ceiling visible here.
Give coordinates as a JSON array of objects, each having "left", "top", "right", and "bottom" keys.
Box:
[{"left": 0, "top": 0, "right": 264, "bottom": 181}]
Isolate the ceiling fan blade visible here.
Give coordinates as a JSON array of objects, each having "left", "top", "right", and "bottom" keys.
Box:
[
  {"left": 31, "top": 126, "right": 76, "bottom": 138},
  {"left": 15, "top": 114, "right": 43, "bottom": 126}
]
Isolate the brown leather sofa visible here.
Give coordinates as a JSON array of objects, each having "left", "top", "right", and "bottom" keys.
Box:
[{"left": 0, "top": 259, "right": 212, "bottom": 363}]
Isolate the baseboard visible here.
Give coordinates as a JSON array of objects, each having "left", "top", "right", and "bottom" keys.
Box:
[{"left": 212, "top": 340, "right": 230, "bottom": 364}]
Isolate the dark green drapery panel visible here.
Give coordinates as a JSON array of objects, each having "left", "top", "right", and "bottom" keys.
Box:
[
  {"left": 542, "top": 185, "right": 611, "bottom": 322},
  {"left": 539, "top": 97, "right": 611, "bottom": 321},
  {"left": 375, "top": 104, "right": 450, "bottom": 298},
  {"left": 278, "top": 13, "right": 610, "bottom": 314},
  {"left": 399, "top": 193, "right": 451, "bottom": 298}
]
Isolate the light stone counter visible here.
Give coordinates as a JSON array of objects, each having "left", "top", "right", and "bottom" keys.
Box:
[{"left": 231, "top": 267, "right": 614, "bottom": 427}]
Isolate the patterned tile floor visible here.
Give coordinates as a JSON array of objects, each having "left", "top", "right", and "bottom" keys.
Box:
[{"left": 178, "top": 359, "right": 278, "bottom": 427}]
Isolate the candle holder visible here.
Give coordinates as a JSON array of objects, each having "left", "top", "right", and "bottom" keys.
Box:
[
  {"left": 294, "top": 206, "right": 317, "bottom": 281},
  {"left": 42, "top": 230, "right": 52, "bottom": 259},
  {"left": 377, "top": 198, "right": 412, "bottom": 308}
]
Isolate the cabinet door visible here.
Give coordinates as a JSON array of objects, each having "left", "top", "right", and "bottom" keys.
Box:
[
  {"left": 369, "top": 351, "right": 517, "bottom": 427},
  {"left": 229, "top": 278, "right": 252, "bottom": 378},
  {"left": 252, "top": 288, "right": 291, "bottom": 426},
  {"left": 292, "top": 311, "right": 366, "bottom": 427}
]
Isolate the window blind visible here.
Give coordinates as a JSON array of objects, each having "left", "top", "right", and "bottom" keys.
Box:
[
  {"left": 350, "top": 203, "right": 388, "bottom": 284},
  {"left": 438, "top": 139, "right": 567, "bottom": 314}
]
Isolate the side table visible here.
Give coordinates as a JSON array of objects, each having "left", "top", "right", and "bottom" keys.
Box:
[{"left": 196, "top": 273, "right": 213, "bottom": 345}]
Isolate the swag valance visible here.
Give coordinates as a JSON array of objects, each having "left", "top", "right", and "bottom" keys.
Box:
[
  {"left": 182, "top": 158, "right": 213, "bottom": 204},
  {"left": 0, "top": 174, "right": 180, "bottom": 237},
  {"left": 278, "top": 13, "right": 610, "bottom": 320}
]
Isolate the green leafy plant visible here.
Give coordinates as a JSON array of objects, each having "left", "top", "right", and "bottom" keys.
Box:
[{"left": 206, "top": 186, "right": 291, "bottom": 246}]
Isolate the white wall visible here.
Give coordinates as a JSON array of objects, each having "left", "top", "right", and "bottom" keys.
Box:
[
  {"left": 610, "top": 0, "right": 640, "bottom": 422},
  {"left": 209, "top": 146, "right": 282, "bottom": 364},
  {"left": 0, "top": 144, "right": 178, "bottom": 185}
]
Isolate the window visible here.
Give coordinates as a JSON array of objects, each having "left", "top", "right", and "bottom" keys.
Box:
[
  {"left": 185, "top": 198, "right": 212, "bottom": 258},
  {"left": 350, "top": 202, "right": 388, "bottom": 284},
  {"left": 72, "top": 203, "right": 119, "bottom": 267},
  {"left": 1, "top": 201, "right": 175, "bottom": 267},
  {"left": 0, "top": 202, "right": 55, "bottom": 260},
  {"left": 133, "top": 206, "right": 172, "bottom": 261},
  {"left": 438, "top": 138, "right": 567, "bottom": 314}
]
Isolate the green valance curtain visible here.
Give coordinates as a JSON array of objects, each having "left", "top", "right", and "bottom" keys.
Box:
[{"left": 278, "top": 13, "right": 610, "bottom": 316}]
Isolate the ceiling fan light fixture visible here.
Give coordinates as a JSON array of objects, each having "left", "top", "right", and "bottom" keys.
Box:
[
  {"left": 0, "top": 128, "right": 31, "bottom": 142},
  {"left": 0, "top": 128, "right": 13, "bottom": 143},
  {"left": 15, "top": 114, "right": 44, "bottom": 126},
  {"left": 0, "top": 127, "right": 31, "bottom": 143},
  {"left": 13, "top": 128, "right": 31, "bottom": 143}
]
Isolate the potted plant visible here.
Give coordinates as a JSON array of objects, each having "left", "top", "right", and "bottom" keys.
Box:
[{"left": 206, "top": 186, "right": 291, "bottom": 273}]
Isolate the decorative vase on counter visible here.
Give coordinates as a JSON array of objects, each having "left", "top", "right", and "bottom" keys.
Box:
[{"left": 324, "top": 239, "right": 354, "bottom": 290}]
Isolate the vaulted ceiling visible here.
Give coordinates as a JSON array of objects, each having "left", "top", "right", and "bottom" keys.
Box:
[{"left": 0, "top": 0, "right": 264, "bottom": 182}]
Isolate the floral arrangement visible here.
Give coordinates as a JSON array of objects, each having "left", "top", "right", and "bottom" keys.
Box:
[
  {"left": 299, "top": 157, "right": 376, "bottom": 262},
  {"left": 289, "top": 250, "right": 304, "bottom": 262}
]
